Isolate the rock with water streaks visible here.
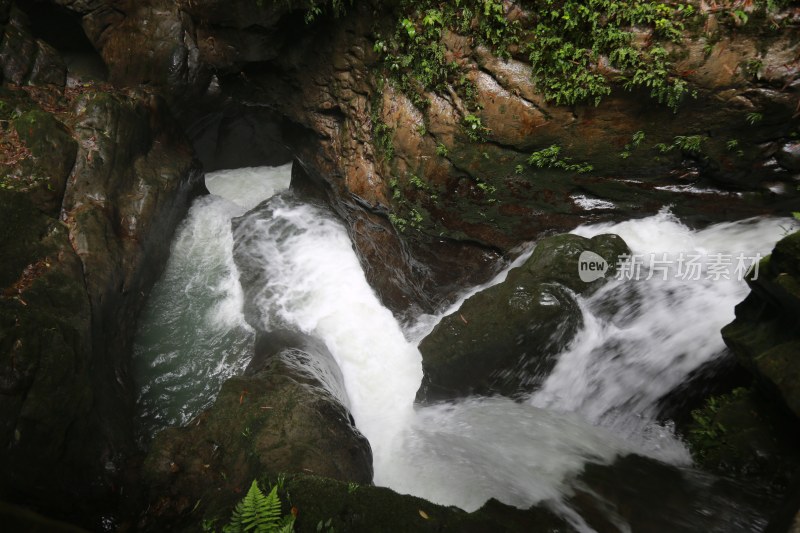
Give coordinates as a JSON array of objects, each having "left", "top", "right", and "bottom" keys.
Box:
[
  {"left": 49, "top": 0, "right": 800, "bottom": 318},
  {"left": 0, "top": 32, "right": 200, "bottom": 525},
  {"left": 140, "top": 330, "right": 373, "bottom": 530},
  {"left": 569, "top": 454, "right": 782, "bottom": 532},
  {"left": 416, "top": 233, "right": 629, "bottom": 403},
  {"left": 722, "top": 230, "right": 800, "bottom": 420}
]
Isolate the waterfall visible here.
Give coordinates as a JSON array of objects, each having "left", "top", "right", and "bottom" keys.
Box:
[
  {"left": 134, "top": 165, "right": 791, "bottom": 529},
  {"left": 133, "top": 165, "right": 290, "bottom": 437}
]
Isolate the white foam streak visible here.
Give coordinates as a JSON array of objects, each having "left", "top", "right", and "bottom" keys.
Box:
[
  {"left": 139, "top": 172, "right": 792, "bottom": 520},
  {"left": 134, "top": 164, "right": 292, "bottom": 437},
  {"left": 530, "top": 210, "right": 791, "bottom": 454},
  {"left": 133, "top": 195, "right": 252, "bottom": 435},
  {"left": 234, "top": 199, "right": 423, "bottom": 474},
  {"left": 380, "top": 397, "right": 628, "bottom": 511},
  {"left": 205, "top": 163, "right": 293, "bottom": 211}
]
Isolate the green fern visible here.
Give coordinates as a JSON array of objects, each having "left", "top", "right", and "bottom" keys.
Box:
[{"left": 223, "top": 480, "right": 294, "bottom": 533}]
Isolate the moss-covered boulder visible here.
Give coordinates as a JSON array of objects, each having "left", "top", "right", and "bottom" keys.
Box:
[
  {"left": 276, "top": 474, "right": 570, "bottom": 533},
  {"left": 722, "top": 230, "right": 800, "bottom": 420},
  {"left": 416, "top": 233, "right": 629, "bottom": 403},
  {"left": 140, "top": 331, "right": 373, "bottom": 529},
  {"left": 683, "top": 386, "right": 800, "bottom": 491},
  {"left": 170, "top": 473, "right": 570, "bottom": 533},
  {"left": 568, "top": 454, "right": 780, "bottom": 532},
  {"left": 2, "top": 103, "right": 77, "bottom": 214}
]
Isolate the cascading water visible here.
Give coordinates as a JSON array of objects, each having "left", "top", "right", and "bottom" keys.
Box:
[
  {"left": 532, "top": 213, "right": 782, "bottom": 436},
  {"left": 133, "top": 165, "right": 291, "bottom": 438},
  {"left": 133, "top": 165, "right": 793, "bottom": 530}
]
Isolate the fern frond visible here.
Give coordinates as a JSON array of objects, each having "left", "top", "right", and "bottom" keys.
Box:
[
  {"left": 276, "top": 513, "right": 296, "bottom": 533},
  {"left": 256, "top": 485, "right": 283, "bottom": 530},
  {"left": 223, "top": 480, "right": 293, "bottom": 533}
]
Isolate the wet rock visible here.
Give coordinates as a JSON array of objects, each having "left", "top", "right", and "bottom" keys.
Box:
[
  {"left": 8, "top": 106, "right": 77, "bottom": 214},
  {"left": 416, "top": 233, "right": 629, "bottom": 403},
  {"left": 47, "top": 0, "right": 800, "bottom": 317},
  {"left": 568, "top": 454, "right": 779, "bottom": 532},
  {"left": 722, "top": 230, "right": 800, "bottom": 420},
  {"left": 141, "top": 332, "right": 373, "bottom": 529},
  {"left": 0, "top": 6, "right": 66, "bottom": 87},
  {"left": 0, "top": 78, "right": 200, "bottom": 527},
  {"left": 151, "top": 471, "right": 571, "bottom": 533},
  {"left": 682, "top": 386, "right": 800, "bottom": 489},
  {"left": 655, "top": 352, "right": 752, "bottom": 427},
  {"left": 274, "top": 474, "right": 570, "bottom": 533},
  {"left": 776, "top": 141, "right": 800, "bottom": 172}
]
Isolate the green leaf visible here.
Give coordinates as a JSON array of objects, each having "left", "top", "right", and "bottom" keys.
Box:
[{"left": 223, "top": 480, "right": 291, "bottom": 533}]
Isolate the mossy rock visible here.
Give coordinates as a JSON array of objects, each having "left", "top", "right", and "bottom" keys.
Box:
[
  {"left": 722, "top": 229, "right": 800, "bottom": 420},
  {"left": 753, "top": 341, "right": 800, "bottom": 419},
  {"left": 9, "top": 109, "right": 77, "bottom": 214},
  {"left": 508, "top": 233, "right": 629, "bottom": 294},
  {"left": 416, "top": 233, "right": 629, "bottom": 403},
  {"left": 684, "top": 387, "right": 800, "bottom": 489},
  {"left": 141, "top": 335, "right": 372, "bottom": 529},
  {"left": 198, "top": 474, "right": 571, "bottom": 533}
]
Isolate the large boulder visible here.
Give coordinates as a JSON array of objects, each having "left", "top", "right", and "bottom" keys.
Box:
[
  {"left": 567, "top": 454, "right": 780, "bottom": 532},
  {"left": 416, "top": 233, "right": 629, "bottom": 403},
  {"left": 713, "top": 229, "right": 800, "bottom": 526},
  {"left": 722, "top": 230, "right": 800, "bottom": 420},
  {"left": 0, "top": 4, "right": 66, "bottom": 87},
  {"left": 140, "top": 330, "right": 373, "bottom": 530}
]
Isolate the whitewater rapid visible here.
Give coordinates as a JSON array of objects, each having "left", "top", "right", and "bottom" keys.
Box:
[
  {"left": 133, "top": 165, "right": 291, "bottom": 437},
  {"left": 133, "top": 165, "right": 793, "bottom": 526}
]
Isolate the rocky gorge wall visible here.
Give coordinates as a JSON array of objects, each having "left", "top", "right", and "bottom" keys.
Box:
[
  {"left": 47, "top": 0, "right": 800, "bottom": 316},
  {"left": 0, "top": 0, "right": 203, "bottom": 524},
  {"left": 2, "top": 0, "right": 800, "bottom": 530}
]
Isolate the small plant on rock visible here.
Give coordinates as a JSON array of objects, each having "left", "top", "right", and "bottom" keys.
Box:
[{"left": 222, "top": 480, "right": 294, "bottom": 533}]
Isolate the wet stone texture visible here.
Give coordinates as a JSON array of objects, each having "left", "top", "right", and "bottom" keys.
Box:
[
  {"left": 0, "top": 6, "right": 201, "bottom": 524},
  {"left": 416, "top": 233, "right": 629, "bottom": 403}
]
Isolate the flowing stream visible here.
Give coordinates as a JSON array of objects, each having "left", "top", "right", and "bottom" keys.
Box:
[{"left": 134, "top": 165, "right": 793, "bottom": 529}]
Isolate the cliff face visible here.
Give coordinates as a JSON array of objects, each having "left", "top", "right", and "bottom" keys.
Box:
[
  {"left": 48, "top": 0, "right": 800, "bottom": 315},
  {"left": 0, "top": 1, "right": 202, "bottom": 523},
  {"left": 723, "top": 230, "right": 800, "bottom": 419},
  {"left": 3, "top": 0, "right": 800, "bottom": 528}
]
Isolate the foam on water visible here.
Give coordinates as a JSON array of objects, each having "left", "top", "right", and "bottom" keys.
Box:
[
  {"left": 135, "top": 166, "right": 792, "bottom": 526},
  {"left": 204, "top": 163, "right": 293, "bottom": 211},
  {"left": 232, "top": 197, "right": 423, "bottom": 475},
  {"left": 133, "top": 164, "right": 291, "bottom": 438},
  {"left": 532, "top": 211, "right": 787, "bottom": 445}
]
